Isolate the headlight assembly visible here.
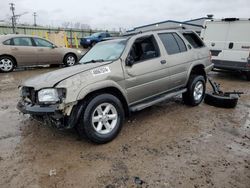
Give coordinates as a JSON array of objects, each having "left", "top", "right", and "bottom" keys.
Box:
[{"left": 38, "top": 88, "right": 65, "bottom": 104}]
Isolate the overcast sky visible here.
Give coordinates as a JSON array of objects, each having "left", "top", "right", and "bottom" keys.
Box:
[{"left": 0, "top": 0, "right": 249, "bottom": 30}]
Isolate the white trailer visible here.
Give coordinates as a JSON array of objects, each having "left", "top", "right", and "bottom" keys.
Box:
[{"left": 201, "top": 18, "right": 250, "bottom": 80}]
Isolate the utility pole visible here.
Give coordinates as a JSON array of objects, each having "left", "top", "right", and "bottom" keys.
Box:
[
  {"left": 33, "top": 12, "right": 37, "bottom": 26},
  {"left": 9, "top": 3, "right": 16, "bottom": 33}
]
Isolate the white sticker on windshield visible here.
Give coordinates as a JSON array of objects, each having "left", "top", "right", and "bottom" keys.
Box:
[{"left": 91, "top": 66, "right": 111, "bottom": 76}]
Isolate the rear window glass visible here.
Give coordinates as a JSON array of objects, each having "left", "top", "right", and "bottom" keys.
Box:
[{"left": 183, "top": 33, "right": 204, "bottom": 48}]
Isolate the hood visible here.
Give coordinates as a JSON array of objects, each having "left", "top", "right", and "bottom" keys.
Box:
[{"left": 22, "top": 62, "right": 111, "bottom": 90}]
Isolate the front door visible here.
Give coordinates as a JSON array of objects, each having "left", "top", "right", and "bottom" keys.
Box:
[
  {"left": 33, "top": 37, "right": 61, "bottom": 65},
  {"left": 124, "top": 35, "right": 169, "bottom": 104}
]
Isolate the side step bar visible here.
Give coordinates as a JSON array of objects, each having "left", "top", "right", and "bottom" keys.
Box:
[{"left": 130, "top": 88, "right": 187, "bottom": 112}]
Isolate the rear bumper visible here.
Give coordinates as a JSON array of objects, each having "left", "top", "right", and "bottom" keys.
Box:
[{"left": 213, "top": 59, "right": 250, "bottom": 72}]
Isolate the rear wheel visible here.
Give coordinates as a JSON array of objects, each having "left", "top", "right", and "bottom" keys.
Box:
[
  {"left": 183, "top": 75, "right": 206, "bottom": 106},
  {"left": 64, "top": 54, "right": 76, "bottom": 67},
  {"left": 0, "top": 56, "right": 15, "bottom": 73},
  {"left": 77, "top": 94, "right": 124, "bottom": 144}
]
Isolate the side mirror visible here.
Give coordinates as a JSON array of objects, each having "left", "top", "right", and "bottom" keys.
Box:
[
  {"left": 51, "top": 44, "right": 57, "bottom": 49},
  {"left": 125, "top": 54, "right": 135, "bottom": 66}
]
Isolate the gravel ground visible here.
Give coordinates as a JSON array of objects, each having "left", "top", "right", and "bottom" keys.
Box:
[{"left": 0, "top": 68, "right": 249, "bottom": 188}]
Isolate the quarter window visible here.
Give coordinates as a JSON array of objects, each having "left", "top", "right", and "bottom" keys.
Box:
[
  {"left": 182, "top": 33, "right": 204, "bottom": 48},
  {"left": 33, "top": 38, "right": 53, "bottom": 47},
  {"left": 13, "top": 37, "right": 33, "bottom": 46},
  {"left": 3, "top": 39, "right": 12, "bottom": 45}
]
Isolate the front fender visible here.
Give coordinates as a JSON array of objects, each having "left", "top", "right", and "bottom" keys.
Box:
[{"left": 77, "top": 80, "right": 128, "bottom": 102}]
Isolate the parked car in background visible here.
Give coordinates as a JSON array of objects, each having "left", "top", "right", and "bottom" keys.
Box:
[
  {"left": 80, "top": 32, "right": 111, "bottom": 48},
  {"left": 0, "top": 34, "right": 84, "bottom": 73},
  {"left": 201, "top": 18, "right": 250, "bottom": 80},
  {"left": 17, "top": 29, "right": 212, "bottom": 144}
]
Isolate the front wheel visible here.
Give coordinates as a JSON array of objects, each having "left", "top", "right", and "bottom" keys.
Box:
[
  {"left": 78, "top": 94, "right": 125, "bottom": 144},
  {"left": 64, "top": 54, "right": 76, "bottom": 67},
  {"left": 182, "top": 75, "right": 206, "bottom": 106},
  {"left": 0, "top": 56, "right": 15, "bottom": 73}
]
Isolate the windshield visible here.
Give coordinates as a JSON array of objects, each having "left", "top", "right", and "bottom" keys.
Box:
[
  {"left": 91, "top": 33, "right": 101, "bottom": 37},
  {"left": 80, "top": 40, "right": 127, "bottom": 64}
]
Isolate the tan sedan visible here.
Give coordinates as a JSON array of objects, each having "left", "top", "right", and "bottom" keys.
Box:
[{"left": 0, "top": 34, "right": 84, "bottom": 72}]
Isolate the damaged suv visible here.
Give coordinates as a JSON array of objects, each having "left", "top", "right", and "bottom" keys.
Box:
[{"left": 17, "top": 29, "right": 213, "bottom": 144}]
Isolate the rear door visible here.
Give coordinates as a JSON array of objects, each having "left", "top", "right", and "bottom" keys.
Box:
[
  {"left": 11, "top": 37, "right": 37, "bottom": 66},
  {"left": 33, "top": 37, "right": 61, "bottom": 65},
  {"left": 156, "top": 32, "right": 193, "bottom": 89},
  {"left": 222, "top": 20, "right": 250, "bottom": 64}
]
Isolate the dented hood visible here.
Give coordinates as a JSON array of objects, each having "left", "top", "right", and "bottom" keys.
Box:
[{"left": 22, "top": 62, "right": 111, "bottom": 90}]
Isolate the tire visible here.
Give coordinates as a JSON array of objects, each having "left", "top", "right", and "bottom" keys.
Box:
[
  {"left": 182, "top": 75, "right": 206, "bottom": 106},
  {"left": 0, "top": 56, "right": 15, "bottom": 73},
  {"left": 77, "top": 94, "right": 125, "bottom": 144},
  {"left": 64, "top": 54, "right": 77, "bottom": 67},
  {"left": 204, "top": 93, "right": 238, "bottom": 108}
]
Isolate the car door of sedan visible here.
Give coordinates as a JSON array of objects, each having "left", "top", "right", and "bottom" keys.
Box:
[
  {"left": 11, "top": 37, "right": 38, "bottom": 66},
  {"left": 33, "top": 38, "right": 61, "bottom": 65}
]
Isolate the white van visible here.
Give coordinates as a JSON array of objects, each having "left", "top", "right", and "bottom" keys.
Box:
[{"left": 201, "top": 18, "right": 250, "bottom": 80}]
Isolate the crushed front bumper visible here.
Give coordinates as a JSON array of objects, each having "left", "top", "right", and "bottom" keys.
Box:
[
  {"left": 17, "top": 100, "right": 75, "bottom": 129},
  {"left": 17, "top": 101, "right": 58, "bottom": 115}
]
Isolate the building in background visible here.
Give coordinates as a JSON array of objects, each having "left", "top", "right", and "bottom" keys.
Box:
[{"left": 126, "top": 15, "right": 213, "bottom": 35}]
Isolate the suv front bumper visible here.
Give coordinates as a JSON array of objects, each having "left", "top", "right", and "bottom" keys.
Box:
[{"left": 17, "top": 100, "right": 58, "bottom": 115}]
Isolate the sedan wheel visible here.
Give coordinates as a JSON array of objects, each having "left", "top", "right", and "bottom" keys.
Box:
[
  {"left": 64, "top": 54, "right": 76, "bottom": 66},
  {"left": 0, "top": 57, "right": 15, "bottom": 73}
]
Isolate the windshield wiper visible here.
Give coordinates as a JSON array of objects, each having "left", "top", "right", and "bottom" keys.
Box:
[{"left": 83, "top": 59, "right": 105, "bottom": 64}]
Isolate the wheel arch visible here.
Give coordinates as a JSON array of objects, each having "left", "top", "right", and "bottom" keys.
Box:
[
  {"left": 63, "top": 52, "right": 78, "bottom": 63},
  {"left": 186, "top": 64, "right": 207, "bottom": 85},
  {"left": 0, "top": 54, "right": 17, "bottom": 67},
  {"left": 77, "top": 86, "right": 129, "bottom": 117}
]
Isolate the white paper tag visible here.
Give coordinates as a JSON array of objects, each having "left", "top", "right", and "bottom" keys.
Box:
[{"left": 91, "top": 66, "right": 111, "bottom": 76}]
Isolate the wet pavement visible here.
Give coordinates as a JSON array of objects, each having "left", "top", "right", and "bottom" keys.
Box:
[{"left": 0, "top": 67, "right": 249, "bottom": 188}]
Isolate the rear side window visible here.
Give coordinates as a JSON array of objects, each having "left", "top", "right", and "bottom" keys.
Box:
[
  {"left": 13, "top": 37, "right": 33, "bottom": 46},
  {"left": 183, "top": 33, "right": 204, "bottom": 48},
  {"left": 158, "top": 33, "right": 187, "bottom": 55}
]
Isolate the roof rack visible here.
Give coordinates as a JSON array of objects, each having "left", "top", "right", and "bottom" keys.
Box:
[{"left": 123, "top": 26, "right": 186, "bottom": 36}]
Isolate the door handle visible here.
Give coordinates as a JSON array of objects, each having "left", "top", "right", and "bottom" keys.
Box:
[
  {"left": 160, "top": 60, "right": 166, "bottom": 64},
  {"left": 11, "top": 47, "right": 18, "bottom": 50}
]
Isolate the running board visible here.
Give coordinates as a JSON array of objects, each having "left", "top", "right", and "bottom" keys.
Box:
[{"left": 130, "top": 88, "right": 187, "bottom": 112}]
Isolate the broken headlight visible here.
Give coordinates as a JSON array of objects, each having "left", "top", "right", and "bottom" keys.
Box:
[{"left": 38, "top": 88, "right": 65, "bottom": 104}]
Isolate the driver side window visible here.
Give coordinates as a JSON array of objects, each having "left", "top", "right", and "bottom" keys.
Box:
[
  {"left": 33, "top": 38, "right": 53, "bottom": 48},
  {"left": 129, "top": 35, "right": 160, "bottom": 63}
]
